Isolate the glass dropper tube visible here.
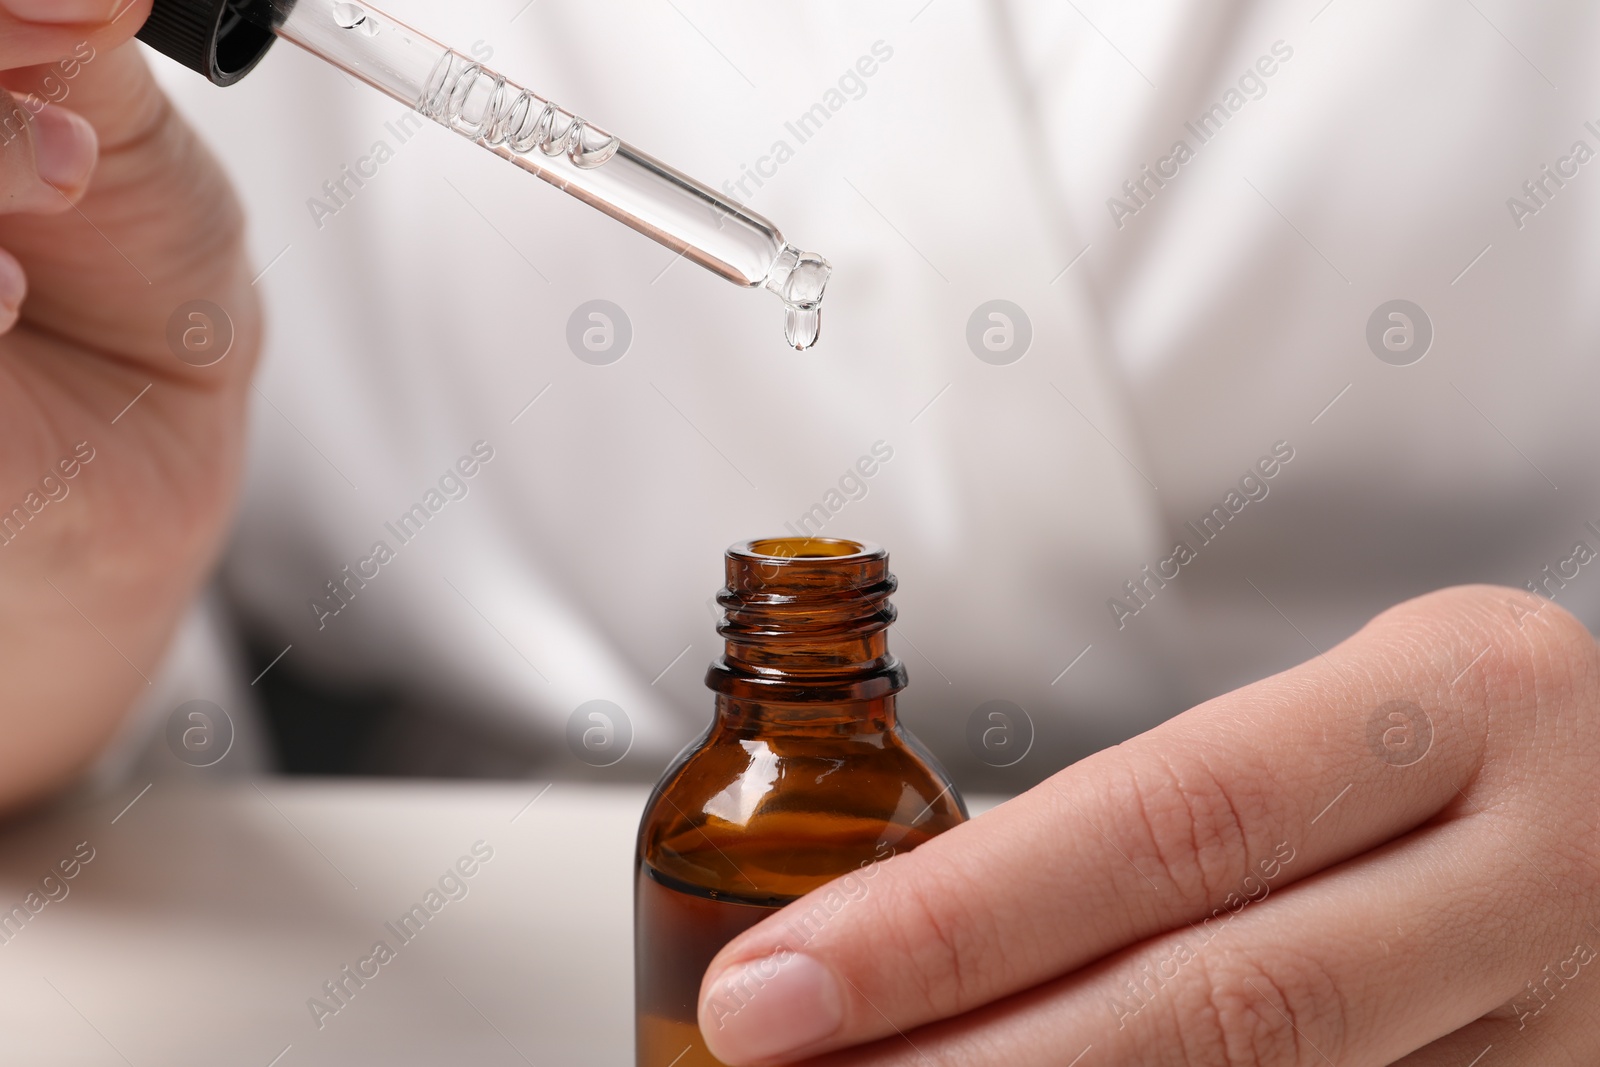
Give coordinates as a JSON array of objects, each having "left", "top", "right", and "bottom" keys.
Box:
[{"left": 250, "top": 0, "right": 831, "bottom": 349}]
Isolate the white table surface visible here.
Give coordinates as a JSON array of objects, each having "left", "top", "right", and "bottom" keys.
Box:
[{"left": 0, "top": 779, "right": 1001, "bottom": 1066}]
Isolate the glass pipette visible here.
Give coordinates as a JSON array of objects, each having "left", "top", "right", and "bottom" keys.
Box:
[{"left": 137, "top": 0, "right": 831, "bottom": 349}]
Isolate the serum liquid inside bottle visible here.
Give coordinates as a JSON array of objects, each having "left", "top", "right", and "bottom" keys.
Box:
[{"left": 634, "top": 537, "right": 967, "bottom": 1066}]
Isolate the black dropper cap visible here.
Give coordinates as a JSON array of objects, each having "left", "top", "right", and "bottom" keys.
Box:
[{"left": 136, "top": 0, "right": 283, "bottom": 86}]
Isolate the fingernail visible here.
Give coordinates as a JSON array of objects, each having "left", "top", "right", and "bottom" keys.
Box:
[
  {"left": 1, "top": 0, "right": 119, "bottom": 24},
  {"left": 0, "top": 253, "right": 27, "bottom": 330},
  {"left": 32, "top": 106, "right": 97, "bottom": 192},
  {"left": 700, "top": 953, "right": 843, "bottom": 1063}
]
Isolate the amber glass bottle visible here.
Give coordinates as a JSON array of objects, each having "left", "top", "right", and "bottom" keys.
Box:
[{"left": 634, "top": 537, "right": 968, "bottom": 1067}]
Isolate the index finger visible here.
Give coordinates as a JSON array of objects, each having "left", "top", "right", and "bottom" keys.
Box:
[{"left": 696, "top": 585, "right": 1589, "bottom": 1064}]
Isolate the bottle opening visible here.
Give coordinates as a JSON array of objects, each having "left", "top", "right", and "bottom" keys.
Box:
[
  {"left": 745, "top": 537, "right": 868, "bottom": 560},
  {"left": 710, "top": 536, "right": 904, "bottom": 702}
]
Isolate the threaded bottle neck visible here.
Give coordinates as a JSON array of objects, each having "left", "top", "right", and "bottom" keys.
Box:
[{"left": 704, "top": 537, "right": 908, "bottom": 704}]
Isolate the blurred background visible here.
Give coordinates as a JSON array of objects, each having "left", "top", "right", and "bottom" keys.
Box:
[{"left": 103, "top": 0, "right": 1600, "bottom": 797}]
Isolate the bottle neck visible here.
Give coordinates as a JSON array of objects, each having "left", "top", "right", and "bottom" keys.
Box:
[
  {"left": 713, "top": 693, "right": 898, "bottom": 735},
  {"left": 704, "top": 537, "right": 908, "bottom": 706}
]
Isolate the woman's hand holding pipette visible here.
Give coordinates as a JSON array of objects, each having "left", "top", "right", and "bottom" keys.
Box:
[{"left": 0, "top": 1, "right": 261, "bottom": 811}]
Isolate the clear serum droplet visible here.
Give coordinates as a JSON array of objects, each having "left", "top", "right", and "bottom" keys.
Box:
[
  {"left": 331, "top": 1, "right": 379, "bottom": 35},
  {"left": 763, "top": 245, "right": 830, "bottom": 351},
  {"left": 785, "top": 307, "right": 821, "bottom": 350}
]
